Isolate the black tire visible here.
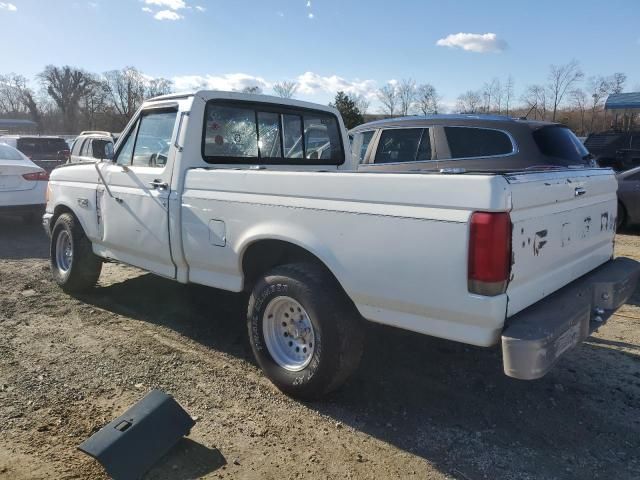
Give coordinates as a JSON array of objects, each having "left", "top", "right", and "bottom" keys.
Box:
[
  {"left": 617, "top": 202, "right": 627, "bottom": 231},
  {"left": 247, "top": 263, "right": 364, "bottom": 400},
  {"left": 50, "top": 213, "right": 102, "bottom": 292}
]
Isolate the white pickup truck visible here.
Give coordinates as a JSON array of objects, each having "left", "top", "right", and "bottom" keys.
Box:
[{"left": 44, "top": 91, "right": 639, "bottom": 399}]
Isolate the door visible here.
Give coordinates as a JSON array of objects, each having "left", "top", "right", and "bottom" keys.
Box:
[{"left": 97, "top": 107, "right": 179, "bottom": 278}]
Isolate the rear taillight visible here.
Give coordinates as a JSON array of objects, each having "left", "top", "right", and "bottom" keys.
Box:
[
  {"left": 468, "top": 212, "right": 512, "bottom": 296},
  {"left": 22, "top": 171, "right": 49, "bottom": 181}
]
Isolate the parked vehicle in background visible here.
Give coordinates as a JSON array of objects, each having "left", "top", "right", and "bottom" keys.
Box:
[
  {"left": 585, "top": 131, "right": 640, "bottom": 171},
  {"left": 350, "top": 115, "right": 594, "bottom": 172},
  {"left": 68, "top": 131, "right": 117, "bottom": 164},
  {"left": 616, "top": 165, "right": 640, "bottom": 229},
  {"left": 43, "top": 91, "right": 639, "bottom": 399},
  {"left": 0, "top": 142, "right": 48, "bottom": 223},
  {"left": 0, "top": 135, "right": 70, "bottom": 173}
]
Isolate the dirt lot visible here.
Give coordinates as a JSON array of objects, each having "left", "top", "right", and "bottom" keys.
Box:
[{"left": 1, "top": 218, "right": 639, "bottom": 480}]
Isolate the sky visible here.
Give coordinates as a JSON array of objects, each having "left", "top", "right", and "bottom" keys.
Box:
[{"left": 1, "top": 0, "right": 639, "bottom": 110}]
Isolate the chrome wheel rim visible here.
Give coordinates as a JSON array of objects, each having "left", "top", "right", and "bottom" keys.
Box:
[
  {"left": 55, "top": 230, "right": 73, "bottom": 275},
  {"left": 263, "top": 296, "right": 316, "bottom": 371}
]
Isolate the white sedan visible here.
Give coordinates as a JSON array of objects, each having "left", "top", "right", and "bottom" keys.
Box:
[{"left": 0, "top": 142, "right": 48, "bottom": 223}]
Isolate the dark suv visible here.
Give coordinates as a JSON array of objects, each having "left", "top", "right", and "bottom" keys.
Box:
[
  {"left": 349, "top": 115, "right": 593, "bottom": 172},
  {"left": 0, "top": 135, "right": 70, "bottom": 172}
]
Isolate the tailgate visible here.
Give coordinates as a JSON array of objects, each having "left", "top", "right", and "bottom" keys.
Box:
[{"left": 505, "top": 169, "right": 618, "bottom": 316}]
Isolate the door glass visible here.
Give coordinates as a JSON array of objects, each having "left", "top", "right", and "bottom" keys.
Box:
[
  {"left": 374, "top": 128, "right": 424, "bottom": 164},
  {"left": 115, "top": 121, "right": 139, "bottom": 166},
  {"left": 81, "top": 139, "right": 92, "bottom": 157},
  {"left": 416, "top": 129, "right": 432, "bottom": 161},
  {"left": 352, "top": 131, "right": 375, "bottom": 164},
  {"left": 257, "top": 112, "right": 282, "bottom": 158},
  {"left": 131, "top": 111, "right": 178, "bottom": 167}
]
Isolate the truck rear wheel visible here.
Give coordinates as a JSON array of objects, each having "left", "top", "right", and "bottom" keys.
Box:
[
  {"left": 50, "top": 213, "right": 102, "bottom": 292},
  {"left": 247, "top": 263, "right": 364, "bottom": 400}
]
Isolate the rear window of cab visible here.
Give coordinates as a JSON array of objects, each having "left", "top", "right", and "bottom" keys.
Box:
[{"left": 202, "top": 101, "right": 344, "bottom": 165}]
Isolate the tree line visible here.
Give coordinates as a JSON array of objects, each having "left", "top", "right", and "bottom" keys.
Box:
[
  {"left": 0, "top": 62, "right": 633, "bottom": 135},
  {"left": 0, "top": 66, "right": 173, "bottom": 134}
]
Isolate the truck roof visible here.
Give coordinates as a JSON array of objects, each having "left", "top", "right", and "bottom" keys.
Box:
[
  {"left": 146, "top": 90, "right": 341, "bottom": 117},
  {"left": 350, "top": 114, "right": 561, "bottom": 133}
]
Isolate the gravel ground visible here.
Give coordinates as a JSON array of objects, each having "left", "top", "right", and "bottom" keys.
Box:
[{"left": 1, "top": 217, "right": 639, "bottom": 480}]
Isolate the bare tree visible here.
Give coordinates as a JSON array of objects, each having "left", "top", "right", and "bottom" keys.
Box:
[
  {"left": 587, "top": 76, "right": 611, "bottom": 132},
  {"left": 609, "top": 72, "right": 627, "bottom": 94},
  {"left": 456, "top": 90, "right": 482, "bottom": 113},
  {"left": 521, "top": 85, "right": 547, "bottom": 120},
  {"left": 504, "top": 75, "right": 515, "bottom": 115},
  {"left": 104, "top": 67, "right": 147, "bottom": 120},
  {"left": 570, "top": 89, "right": 587, "bottom": 135},
  {"left": 272, "top": 81, "right": 298, "bottom": 99},
  {"left": 482, "top": 78, "right": 501, "bottom": 113},
  {"left": 39, "top": 65, "right": 95, "bottom": 132},
  {"left": 21, "top": 89, "right": 43, "bottom": 132},
  {"left": 415, "top": 83, "right": 439, "bottom": 115},
  {"left": 377, "top": 83, "right": 398, "bottom": 117},
  {"left": 0, "top": 73, "right": 29, "bottom": 114},
  {"left": 146, "top": 77, "right": 173, "bottom": 99},
  {"left": 547, "top": 60, "right": 583, "bottom": 121},
  {"left": 396, "top": 78, "right": 416, "bottom": 116},
  {"left": 352, "top": 94, "right": 370, "bottom": 115}
]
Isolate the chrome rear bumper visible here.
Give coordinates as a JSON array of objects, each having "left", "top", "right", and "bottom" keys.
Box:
[{"left": 502, "top": 257, "right": 640, "bottom": 380}]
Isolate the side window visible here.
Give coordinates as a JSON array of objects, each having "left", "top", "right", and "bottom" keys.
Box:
[
  {"left": 115, "top": 120, "right": 139, "bottom": 166},
  {"left": 374, "top": 128, "right": 431, "bottom": 164},
  {"left": 351, "top": 131, "right": 375, "bottom": 164},
  {"left": 114, "top": 110, "right": 177, "bottom": 167},
  {"left": 71, "top": 138, "right": 83, "bottom": 157},
  {"left": 81, "top": 139, "right": 92, "bottom": 157},
  {"left": 202, "top": 101, "right": 344, "bottom": 164},
  {"left": 444, "top": 127, "right": 513, "bottom": 159}
]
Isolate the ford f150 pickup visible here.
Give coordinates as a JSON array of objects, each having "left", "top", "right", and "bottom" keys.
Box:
[{"left": 43, "top": 91, "right": 640, "bottom": 399}]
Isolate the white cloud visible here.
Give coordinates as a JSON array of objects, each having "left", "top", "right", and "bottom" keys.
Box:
[
  {"left": 436, "top": 32, "right": 507, "bottom": 53},
  {"left": 296, "top": 72, "right": 377, "bottom": 98},
  {"left": 308, "top": 12, "right": 314, "bottom": 19},
  {"left": 88, "top": 2, "right": 98, "bottom": 7},
  {"left": 142, "top": 6, "right": 152, "bottom": 12},
  {"left": 144, "top": 0, "right": 185, "bottom": 10},
  {"left": 306, "top": 0, "right": 311, "bottom": 6},
  {"left": 154, "top": 9, "right": 183, "bottom": 20},
  {"left": 173, "top": 73, "right": 270, "bottom": 92},
  {"left": 0, "top": 2, "right": 17, "bottom": 11},
  {"left": 194, "top": 5, "right": 205, "bottom": 12},
  {"left": 276, "top": 11, "right": 284, "bottom": 17}
]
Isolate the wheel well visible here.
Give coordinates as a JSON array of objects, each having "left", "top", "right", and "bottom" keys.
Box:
[
  {"left": 50, "top": 205, "right": 74, "bottom": 231},
  {"left": 241, "top": 240, "right": 336, "bottom": 291}
]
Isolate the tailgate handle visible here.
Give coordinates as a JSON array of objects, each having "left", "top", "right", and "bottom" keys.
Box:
[{"left": 575, "top": 187, "right": 586, "bottom": 197}]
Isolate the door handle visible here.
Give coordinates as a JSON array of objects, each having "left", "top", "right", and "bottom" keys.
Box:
[{"left": 149, "top": 180, "right": 168, "bottom": 190}]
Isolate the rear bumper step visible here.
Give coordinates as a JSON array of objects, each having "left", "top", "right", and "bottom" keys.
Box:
[{"left": 502, "top": 257, "right": 640, "bottom": 380}]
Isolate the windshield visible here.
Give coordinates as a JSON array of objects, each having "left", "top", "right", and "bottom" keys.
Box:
[
  {"left": 0, "top": 143, "right": 24, "bottom": 160},
  {"left": 532, "top": 126, "right": 590, "bottom": 165}
]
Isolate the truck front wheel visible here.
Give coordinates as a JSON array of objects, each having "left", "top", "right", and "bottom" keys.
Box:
[
  {"left": 50, "top": 213, "right": 102, "bottom": 292},
  {"left": 247, "top": 263, "right": 364, "bottom": 400}
]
